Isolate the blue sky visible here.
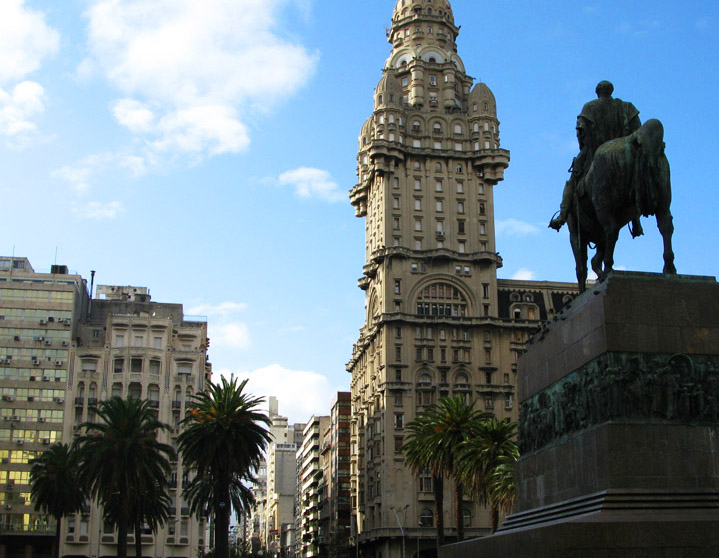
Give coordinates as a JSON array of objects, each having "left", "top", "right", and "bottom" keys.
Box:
[{"left": 2, "top": 0, "right": 718, "bottom": 423}]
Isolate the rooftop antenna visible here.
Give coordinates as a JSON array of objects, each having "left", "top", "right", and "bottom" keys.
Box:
[{"left": 89, "top": 270, "right": 96, "bottom": 317}]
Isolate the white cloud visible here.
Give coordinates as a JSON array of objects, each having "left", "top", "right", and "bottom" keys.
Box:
[
  {"left": 188, "top": 301, "right": 248, "bottom": 317},
  {"left": 0, "top": 81, "right": 47, "bottom": 137},
  {"left": 111, "top": 98, "right": 155, "bottom": 133},
  {"left": 220, "top": 364, "right": 339, "bottom": 424},
  {"left": 0, "top": 1, "right": 58, "bottom": 140},
  {"left": 74, "top": 201, "right": 124, "bottom": 220},
  {"left": 53, "top": 152, "right": 148, "bottom": 194},
  {"left": 0, "top": 0, "right": 59, "bottom": 84},
  {"left": 211, "top": 322, "right": 252, "bottom": 350},
  {"left": 84, "top": 0, "right": 319, "bottom": 158},
  {"left": 496, "top": 218, "right": 541, "bottom": 237},
  {"left": 278, "top": 167, "right": 345, "bottom": 202},
  {"left": 511, "top": 268, "right": 536, "bottom": 281}
]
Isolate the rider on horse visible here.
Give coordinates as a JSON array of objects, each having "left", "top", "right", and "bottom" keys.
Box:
[{"left": 549, "top": 81, "right": 644, "bottom": 237}]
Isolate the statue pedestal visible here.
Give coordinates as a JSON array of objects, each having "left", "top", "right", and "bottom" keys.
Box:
[{"left": 441, "top": 272, "right": 719, "bottom": 557}]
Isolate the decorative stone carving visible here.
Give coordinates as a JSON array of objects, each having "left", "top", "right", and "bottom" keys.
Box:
[{"left": 519, "top": 352, "right": 719, "bottom": 453}]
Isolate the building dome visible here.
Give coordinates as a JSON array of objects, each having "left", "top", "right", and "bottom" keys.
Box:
[
  {"left": 469, "top": 82, "right": 497, "bottom": 116},
  {"left": 374, "top": 73, "right": 402, "bottom": 109},
  {"left": 392, "top": 0, "right": 454, "bottom": 25},
  {"left": 359, "top": 116, "right": 374, "bottom": 148}
]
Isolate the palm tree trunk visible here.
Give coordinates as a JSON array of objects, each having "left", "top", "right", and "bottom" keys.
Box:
[
  {"left": 432, "top": 474, "right": 444, "bottom": 553},
  {"left": 135, "top": 521, "right": 142, "bottom": 558},
  {"left": 215, "top": 474, "right": 231, "bottom": 558},
  {"left": 454, "top": 481, "right": 464, "bottom": 542},
  {"left": 117, "top": 508, "right": 128, "bottom": 558},
  {"left": 491, "top": 504, "right": 499, "bottom": 534},
  {"left": 54, "top": 515, "right": 61, "bottom": 558}
]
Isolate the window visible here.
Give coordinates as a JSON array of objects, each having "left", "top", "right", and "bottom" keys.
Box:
[
  {"left": 454, "top": 124, "right": 462, "bottom": 135},
  {"left": 149, "top": 360, "right": 161, "bottom": 375},
  {"left": 479, "top": 203, "right": 486, "bottom": 215},
  {"left": 436, "top": 200, "right": 443, "bottom": 212},
  {"left": 483, "top": 284, "right": 490, "bottom": 299},
  {"left": 394, "top": 218, "right": 400, "bottom": 230},
  {"left": 395, "top": 368, "right": 402, "bottom": 381},
  {"left": 394, "top": 436, "right": 404, "bottom": 452},
  {"left": 393, "top": 197, "right": 400, "bottom": 209},
  {"left": 505, "top": 394, "right": 513, "bottom": 409},
  {"left": 414, "top": 219, "right": 422, "bottom": 231},
  {"left": 113, "top": 359, "right": 123, "bottom": 374},
  {"left": 395, "top": 346, "right": 402, "bottom": 362},
  {"left": 153, "top": 336, "right": 162, "bottom": 349},
  {"left": 458, "top": 241, "right": 466, "bottom": 253},
  {"left": 414, "top": 198, "right": 422, "bottom": 211},
  {"left": 395, "top": 392, "right": 403, "bottom": 406},
  {"left": 414, "top": 178, "right": 421, "bottom": 190},
  {"left": 485, "top": 395, "right": 494, "bottom": 410},
  {"left": 130, "top": 358, "right": 143, "bottom": 373},
  {"left": 458, "top": 221, "right": 465, "bottom": 234},
  {"left": 456, "top": 164, "right": 463, "bottom": 173},
  {"left": 394, "top": 279, "right": 401, "bottom": 294},
  {"left": 456, "top": 181, "right": 464, "bottom": 193},
  {"left": 134, "top": 335, "right": 143, "bottom": 347},
  {"left": 419, "top": 475, "right": 432, "bottom": 493},
  {"left": 393, "top": 177, "right": 400, "bottom": 188},
  {"left": 178, "top": 363, "right": 192, "bottom": 375},
  {"left": 429, "top": 75, "right": 437, "bottom": 86},
  {"left": 81, "top": 360, "right": 96, "bottom": 373},
  {"left": 457, "top": 201, "right": 465, "bottom": 214},
  {"left": 420, "top": 509, "right": 434, "bottom": 527},
  {"left": 463, "top": 509, "right": 472, "bottom": 527},
  {"left": 115, "top": 334, "right": 124, "bottom": 347}
]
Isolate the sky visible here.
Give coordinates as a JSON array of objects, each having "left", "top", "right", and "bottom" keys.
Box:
[{"left": 2, "top": 0, "right": 718, "bottom": 424}]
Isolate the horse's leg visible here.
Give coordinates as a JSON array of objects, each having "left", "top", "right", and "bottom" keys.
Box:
[
  {"left": 602, "top": 227, "right": 620, "bottom": 280},
  {"left": 591, "top": 242, "right": 604, "bottom": 280},
  {"left": 568, "top": 216, "right": 587, "bottom": 293},
  {"left": 657, "top": 209, "right": 676, "bottom": 274}
]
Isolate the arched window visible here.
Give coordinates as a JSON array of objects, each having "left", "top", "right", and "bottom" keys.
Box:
[
  {"left": 111, "top": 383, "right": 122, "bottom": 398},
  {"left": 510, "top": 292, "right": 521, "bottom": 302},
  {"left": 435, "top": 162, "right": 442, "bottom": 172},
  {"left": 89, "top": 382, "right": 97, "bottom": 399},
  {"left": 128, "top": 382, "right": 142, "bottom": 401},
  {"left": 433, "top": 122, "right": 441, "bottom": 133},
  {"left": 420, "top": 509, "right": 434, "bottom": 527},
  {"left": 148, "top": 384, "right": 160, "bottom": 403},
  {"left": 77, "top": 382, "right": 85, "bottom": 398},
  {"left": 463, "top": 508, "right": 472, "bottom": 527},
  {"left": 418, "top": 371, "right": 433, "bottom": 385},
  {"left": 416, "top": 282, "right": 468, "bottom": 317},
  {"left": 454, "top": 124, "right": 462, "bottom": 135},
  {"left": 455, "top": 372, "right": 469, "bottom": 385}
]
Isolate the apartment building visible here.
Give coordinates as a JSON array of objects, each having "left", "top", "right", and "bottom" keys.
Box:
[{"left": 0, "top": 257, "right": 88, "bottom": 558}]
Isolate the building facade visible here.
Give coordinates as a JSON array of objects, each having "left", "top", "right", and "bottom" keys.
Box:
[
  {"left": 317, "top": 393, "right": 352, "bottom": 558},
  {"left": 298, "top": 415, "right": 330, "bottom": 558},
  {"left": 265, "top": 397, "right": 305, "bottom": 557},
  {"left": 0, "top": 258, "right": 89, "bottom": 558},
  {"left": 58, "top": 284, "right": 212, "bottom": 558},
  {"left": 346, "top": 2, "right": 576, "bottom": 558}
]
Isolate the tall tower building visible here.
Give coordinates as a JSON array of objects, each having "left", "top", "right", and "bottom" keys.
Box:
[
  {"left": 0, "top": 258, "right": 88, "bottom": 558},
  {"left": 347, "top": 3, "right": 576, "bottom": 558}
]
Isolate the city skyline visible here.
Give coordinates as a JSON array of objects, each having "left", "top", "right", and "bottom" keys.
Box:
[{"left": 2, "top": 0, "right": 718, "bottom": 423}]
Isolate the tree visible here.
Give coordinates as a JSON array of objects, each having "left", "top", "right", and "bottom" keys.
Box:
[
  {"left": 178, "top": 376, "right": 271, "bottom": 558},
  {"left": 74, "top": 397, "right": 174, "bottom": 558},
  {"left": 30, "top": 443, "right": 85, "bottom": 558},
  {"left": 403, "top": 396, "right": 490, "bottom": 549},
  {"left": 456, "top": 418, "right": 518, "bottom": 533}
]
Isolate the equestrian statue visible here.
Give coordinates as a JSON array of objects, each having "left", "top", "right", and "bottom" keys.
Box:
[{"left": 549, "top": 80, "right": 676, "bottom": 292}]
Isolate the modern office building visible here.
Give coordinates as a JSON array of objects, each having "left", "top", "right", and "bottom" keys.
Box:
[
  {"left": 0, "top": 257, "right": 89, "bottom": 558},
  {"left": 346, "top": 2, "right": 577, "bottom": 557},
  {"left": 58, "top": 284, "right": 212, "bottom": 558}
]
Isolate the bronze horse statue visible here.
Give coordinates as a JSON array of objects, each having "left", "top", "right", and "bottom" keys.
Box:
[{"left": 567, "top": 119, "right": 677, "bottom": 292}]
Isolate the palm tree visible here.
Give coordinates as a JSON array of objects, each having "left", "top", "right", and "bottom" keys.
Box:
[
  {"left": 178, "top": 376, "right": 271, "bottom": 558},
  {"left": 403, "top": 396, "right": 490, "bottom": 549},
  {"left": 457, "top": 418, "right": 518, "bottom": 533},
  {"left": 30, "top": 443, "right": 85, "bottom": 558},
  {"left": 402, "top": 410, "right": 445, "bottom": 551},
  {"left": 74, "top": 397, "right": 174, "bottom": 558}
]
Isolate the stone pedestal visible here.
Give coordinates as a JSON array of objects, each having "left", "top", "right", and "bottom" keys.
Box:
[{"left": 441, "top": 272, "right": 719, "bottom": 558}]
